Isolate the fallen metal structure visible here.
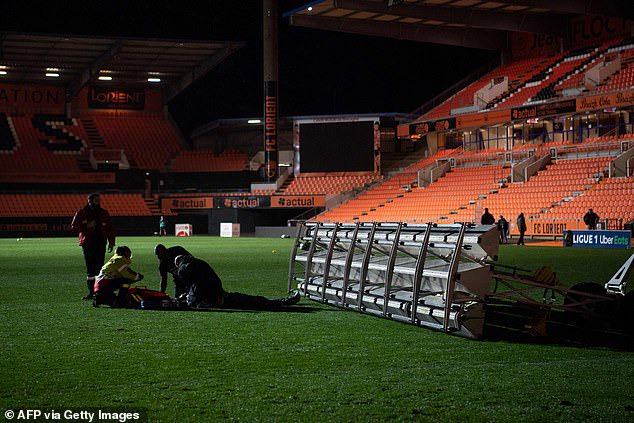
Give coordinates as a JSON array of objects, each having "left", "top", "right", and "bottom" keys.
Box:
[{"left": 288, "top": 222, "right": 634, "bottom": 343}]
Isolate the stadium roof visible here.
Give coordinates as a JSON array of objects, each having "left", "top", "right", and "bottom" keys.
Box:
[
  {"left": 0, "top": 32, "right": 244, "bottom": 101},
  {"left": 284, "top": 0, "right": 634, "bottom": 51}
]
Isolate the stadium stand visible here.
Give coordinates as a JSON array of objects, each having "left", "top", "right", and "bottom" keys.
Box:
[
  {"left": 315, "top": 134, "right": 634, "bottom": 230},
  {"left": 0, "top": 193, "right": 152, "bottom": 217},
  {"left": 422, "top": 56, "right": 553, "bottom": 119},
  {"left": 419, "top": 38, "right": 634, "bottom": 119},
  {"left": 456, "top": 156, "right": 613, "bottom": 222},
  {"left": 1, "top": 28, "right": 633, "bottom": 238},
  {"left": 170, "top": 149, "right": 249, "bottom": 172},
  {"left": 0, "top": 114, "right": 85, "bottom": 173},
  {"left": 0, "top": 112, "right": 186, "bottom": 173},
  {"left": 279, "top": 174, "right": 377, "bottom": 195},
  {"left": 88, "top": 113, "right": 184, "bottom": 171},
  {"left": 316, "top": 149, "right": 457, "bottom": 223},
  {"left": 548, "top": 175, "right": 634, "bottom": 222}
]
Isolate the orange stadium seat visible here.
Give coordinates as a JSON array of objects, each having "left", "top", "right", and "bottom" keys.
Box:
[
  {"left": 280, "top": 174, "right": 378, "bottom": 195},
  {"left": 0, "top": 194, "right": 153, "bottom": 217},
  {"left": 88, "top": 113, "right": 184, "bottom": 171},
  {"left": 420, "top": 38, "right": 633, "bottom": 120},
  {"left": 170, "top": 149, "right": 249, "bottom": 172},
  {"left": 0, "top": 114, "right": 85, "bottom": 173},
  {"left": 313, "top": 145, "right": 631, "bottom": 229}
]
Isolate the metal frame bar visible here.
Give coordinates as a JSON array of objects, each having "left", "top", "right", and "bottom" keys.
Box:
[
  {"left": 443, "top": 223, "right": 466, "bottom": 332},
  {"left": 357, "top": 222, "right": 377, "bottom": 310},
  {"left": 411, "top": 222, "right": 432, "bottom": 324},
  {"left": 341, "top": 222, "right": 360, "bottom": 307},
  {"left": 382, "top": 222, "right": 403, "bottom": 317},
  {"left": 321, "top": 223, "right": 340, "bottom": 302},
  {"left": 287, "top": 222, "right": 305, "bottom": 292},
  {"left": 489, "top": 274, "right": 617, "bottom": 315},
  {"left": 303, "top": 222, "right": 321, "bottom": 297}
]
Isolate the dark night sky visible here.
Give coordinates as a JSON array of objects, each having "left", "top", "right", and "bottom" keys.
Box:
[{"left": 1, "top": 1, "right": 498, "bottom": 133}]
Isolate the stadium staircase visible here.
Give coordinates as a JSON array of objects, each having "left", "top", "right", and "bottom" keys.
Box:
[
  {"left": 452, "top": 155, "right": 615, "bottom": 224},
  {"left": 90, "top": 114, "right": 184, "bottom": 171},
  {"left": 595, "top": 47, "right": 634, "bottom": 93},
  {"left": 276, "top": 174, "right": 295, "bottom": 193},
  {"left": 143, "top": 197, "right": 163, "bottom": 216},
  {"left": 80, "top": 118, "right": 106, "bottom": 149},
  {"left": 380, "top": 147, "right": 431, "bottom": 177}
]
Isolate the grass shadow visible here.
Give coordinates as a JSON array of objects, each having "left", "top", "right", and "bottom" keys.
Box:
[
  {"left": 113, "top": 304, "right": 324, "bottom": 314},
  {"left": 482, "top": 311, "right": 634, "bottom": 351}
]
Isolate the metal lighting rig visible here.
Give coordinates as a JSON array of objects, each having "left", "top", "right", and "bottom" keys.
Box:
[{"left": 288, "top": 221, "right": 634, "bottom": 345}]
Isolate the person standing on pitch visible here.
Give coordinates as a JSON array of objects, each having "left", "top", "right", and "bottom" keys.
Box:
[
  {"left": 71, "top": 193, "right": 116, "bottom": 300},
  {"left": 497, "top": 215, "right": 509, "bottom": 243},
  {"left": 480, "top": 208, "right": 495, "bottom": 225},
  {"left": 154, "top": 243, "right": 191, "bottom": 296},
  {"left": 583, "top": 208, "right": 600, "bottom": 230},
  {"left": 159, "top": 215, "right": 167, "bottom": 236},
  {"left": 516, "top": 212, "right": 527, "bottom": 245}
]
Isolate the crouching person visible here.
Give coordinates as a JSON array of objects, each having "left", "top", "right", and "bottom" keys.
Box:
[{"left": 93, "top": 246, "right": 144, "bottom": 308}]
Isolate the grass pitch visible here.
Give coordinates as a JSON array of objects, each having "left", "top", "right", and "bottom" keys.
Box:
[{"left": 1, "top": 236, "right": 633, "bottom": 422}]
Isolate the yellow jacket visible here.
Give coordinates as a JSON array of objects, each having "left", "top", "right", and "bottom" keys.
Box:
[{"left": 98, "top": 253, "right": 142, "bottom": 281}]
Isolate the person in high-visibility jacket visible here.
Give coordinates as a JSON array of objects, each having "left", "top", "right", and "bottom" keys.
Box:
[{"left": 93, "top": 246, "right": 143, "bottom": 307}]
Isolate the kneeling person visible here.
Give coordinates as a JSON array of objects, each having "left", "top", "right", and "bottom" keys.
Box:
[
  {"left": 174, "top": 255, "right": 300, "bottom": 310},
  {"left": 154, "top": 243, "right": 191, "bottom": 297},
  {"left": 93, "top": 246, "right": 144, "bottom": 307}
]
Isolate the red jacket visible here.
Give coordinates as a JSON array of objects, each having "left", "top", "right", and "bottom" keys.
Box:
[{"left": 71, "top": 204, "right": 116, "bottom": 247}]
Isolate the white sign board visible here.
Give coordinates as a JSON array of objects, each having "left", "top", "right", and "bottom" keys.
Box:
[
  {"left": 220, "top": 222, "right": 240, "bottom": 237},
  {"left": 175, "top": 223, "right": 192, "bottom": 237}
]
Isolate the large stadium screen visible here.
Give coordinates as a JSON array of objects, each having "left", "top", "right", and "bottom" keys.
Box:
[{"left": 299, "top": 121, "right": 374, "bottom": 172}]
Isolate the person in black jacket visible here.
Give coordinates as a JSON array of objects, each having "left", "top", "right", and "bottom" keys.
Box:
[
  {"left": 497, "top": 215, "right": 509, "bottom": 243},
  {"left": 154, "top": 244, "right": 191, "bottom": 296},
  {"left": 481, "top": 208, "right": 495, "bottom": 225},
  {"left": 583, "top": 208, "right": 600, "bottom": 230},
  {"left": 516, "top": 212, "right": 527, "bottom": 245},
  {"left": 174, "top": 254, "right": 300, "bottom": 310}
]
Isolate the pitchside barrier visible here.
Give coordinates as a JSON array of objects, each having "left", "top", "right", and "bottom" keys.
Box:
[
  {"left": 505, "top": 218, "right": 630, "bottom": 239},
  {"left": 288, "top": 221, "right": 634, "bottom": 343},
  {"left": 563, "top": 229, "right": 631, "bottom": 249}
]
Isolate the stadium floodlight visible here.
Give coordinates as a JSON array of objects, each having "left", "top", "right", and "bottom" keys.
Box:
[
  {"left": 98, "top": 76, "right": 112, "bottom": 81},
  {"left": 45, "top": 72, "right": 59, "bottom": 78},
  {"left": 289, "top": 222, "right": 498, "bottom": 339},
  {"left": 288, "top": 221, "right": 634, "bottom": 343}
]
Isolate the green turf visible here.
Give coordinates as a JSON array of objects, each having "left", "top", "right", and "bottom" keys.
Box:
[{"left": 1, "top": 236, "right": 633, "bottom": 422}]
